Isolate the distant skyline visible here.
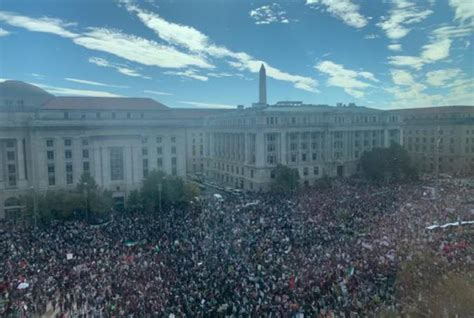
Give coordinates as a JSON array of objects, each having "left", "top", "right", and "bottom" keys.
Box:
[{"left": 0, "top": 0, "right": 473, "bottom": 109}]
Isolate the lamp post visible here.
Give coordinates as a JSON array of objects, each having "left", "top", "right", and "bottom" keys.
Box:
[
  {"left": 84, "top": 182, "right": 89, "bottom": 222},
  {"left": 30, "top": 186, "right": 38, "bottom": 228},
  {"left": 158, "top": 182, "right": 163, "bottom": 213}
]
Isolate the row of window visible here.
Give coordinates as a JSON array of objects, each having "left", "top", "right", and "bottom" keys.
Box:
[{"left": 64, "top": 112, "right": 147, "bottom": 120}]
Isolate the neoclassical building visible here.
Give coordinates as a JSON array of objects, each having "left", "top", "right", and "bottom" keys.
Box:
[
  {"left": 203, "top": 103, "right": 401, "bottom": 191},
  {"left": 0, "top": 80, "right": 227, "bottom": 219},
  {"left": 1, "top": 74, "right": 473, "bottom": 219}
]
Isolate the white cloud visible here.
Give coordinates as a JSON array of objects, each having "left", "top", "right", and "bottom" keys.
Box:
[
  {"left": 65, "top": 77, "right": 128, "bottom": 88},
  {"left": 179, "top": 101, "right": 235, "bottom": 109},
  {"left": 164, "top": 69, "right": 208, "bottom": 81},
  {"left": 306, "top": 0, "right": 368, "bottom": 28},
  {"left": 388, "top": 44, "right": 402, "bottom": 51},
  {"left": 425, "top": 68, "right": 461, "bottom": 86},
  {"left": 143, "top": 90, "right": 173, "bottom": 96},
  {"left": 390, "top": 69, "right": 415, "bottom": 86},
  {"left": 250, "top": 4, "right": 290, "bottom": 25},
  {"left": 88, "top": 57, "right": 150, "bottom": 79},
  {"left": 377, "top": 0, "right": 432, "bottom": 40},
  {"left": 364, "top": 34, "right": 379, "bottom": 40},
  {"left": 388, "top": 55, "right": 425, "bottom": 70},
  {"left": 33, "top": 83, "right": 121, "bottom": 97},
  {"left": 432, "top": 25, "right": 472, "bottom": 39},
  {"left": 388, "top": 38, "right": 452, "bottom": 70},
  {"left": 315, "top": 60, "right": 378, "bottom": 98},
  {"left": 421, "top": 38, "right": 451, "bottom": 62},
  {"left": 449, "top": 0, "right": 474, "bottom": 25},
  {"left": 206, "top": 72, "right": 235, "bottom": 78},
  {"left": 0, "top": 27, "right": 10, "bottom": 37},
  {"left": 74, "top": 28, "right": 213, "bottom": 70},
  {"left": 121, "top": 2, "right": 317, "bottom": 91},
  {"left": 0, "top": 11, "right": 78, "bottom": 38}
]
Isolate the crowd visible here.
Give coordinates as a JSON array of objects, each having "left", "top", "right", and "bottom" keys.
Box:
[{"left": 1, "top": 179, "right": 473, "bottom": 317}]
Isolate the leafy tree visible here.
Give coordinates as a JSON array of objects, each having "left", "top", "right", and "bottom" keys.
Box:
[
  {"left": 271, "top": 164, "right": 300, "bottom": 192},
  {"left": 126, "top": 189, "right": 143, "bottom": 214},
  {"left": 140, "top": 170, "right": 201, "bottom": 213},
  {"left": 360, "top": 142, "right": 417, "bottom": 182},
  {"left": 76, "top": 172, "right": 113, "bottom": 219},
  {"left": 141, "top": 170, "right": 167, "bottom": 212}
]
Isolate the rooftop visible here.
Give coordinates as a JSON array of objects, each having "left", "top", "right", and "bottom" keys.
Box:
[{"left": 41, "top": 96, "right": 169, "bottom": 111}]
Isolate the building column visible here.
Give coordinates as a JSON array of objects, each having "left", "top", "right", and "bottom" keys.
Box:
[
  {"left": 256, "top": 132, "right": 265, "bottom": 168},
  {"left": 16, "top": 138, "right": 27, "bottom": 188}
]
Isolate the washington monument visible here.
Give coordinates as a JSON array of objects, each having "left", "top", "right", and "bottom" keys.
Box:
[{"left": 259, "top": 64, "right": 267, "bottom": 105}]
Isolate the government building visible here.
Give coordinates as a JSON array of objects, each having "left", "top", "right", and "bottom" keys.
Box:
[{"left": 1, "top": 66, "right": 473, "bottom": 218}]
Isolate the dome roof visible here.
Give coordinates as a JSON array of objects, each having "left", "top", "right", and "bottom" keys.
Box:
[{"left": 0, "top": 80, "right": 53, "bottom": 109}]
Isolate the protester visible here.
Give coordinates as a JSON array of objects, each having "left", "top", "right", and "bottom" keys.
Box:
[{"left": 1, "top": 179, "right": 472, "bottom": 317}]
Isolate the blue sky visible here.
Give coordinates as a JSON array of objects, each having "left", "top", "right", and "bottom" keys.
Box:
[{"left": 0, "top": 0, "right": 472, "bottom": 109}]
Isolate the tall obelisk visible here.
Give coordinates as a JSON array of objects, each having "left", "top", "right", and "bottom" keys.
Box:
[{"left": 259, "top": 64, "right": 267, "bottom": 105}]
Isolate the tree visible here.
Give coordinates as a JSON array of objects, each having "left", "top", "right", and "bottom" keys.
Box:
[
  {"left": 140, "top": 170, "right": 201, "bottom": 213},
  {"left": 360, "top": 143, "right": 417, "bottom": 182},
  {"left": 76, "top": 172, "right": 113, "bottom": 219},
  {"left": 271, "top": 164, "right": 300, "bottom": 192},
  {"left": 126, "top": 189, "right": 142, "bottom": 214},
  {"left": 141, "top": 170, "right": 167, "bottom": 213}
]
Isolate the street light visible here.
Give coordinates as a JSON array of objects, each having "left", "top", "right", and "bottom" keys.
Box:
[
  {"left": 84, "top": 182, "right": 89, "bottom": 222},
  {"left": 157, "top": 182, "right": 163, "bottom": 213},
  {"left": 30, "top": 186, "right": 38, "bottom": 228}
]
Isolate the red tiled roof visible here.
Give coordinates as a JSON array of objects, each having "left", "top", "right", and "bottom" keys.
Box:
[{"left": 41, "top": 96, "right": 169, "bottom": 110}]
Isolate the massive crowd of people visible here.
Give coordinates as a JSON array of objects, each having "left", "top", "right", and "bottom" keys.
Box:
[{"left": 1, "top": 178, "right": 473, "bottom": 317}]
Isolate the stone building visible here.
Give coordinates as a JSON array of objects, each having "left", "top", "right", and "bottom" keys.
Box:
[
  {"left": 204, "top": 104, "right": 401, "bottom": 191},
  {"left": 0, "top": 80, "right": 227, "bottom": 219},
  {"left": 393, "top": 106, "right": 474, "bottom": 176}
]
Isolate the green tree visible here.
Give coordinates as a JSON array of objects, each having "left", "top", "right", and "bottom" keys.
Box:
[
  {"left": 77, "top": 172, "right": 113, "bottom": 219},
  {"left": 360, "top": 142, "right": 417, "bottom": 182},
  {"left": 126, "top": 189, "right": 143, "bottom": 214},
  {"left": 271, "top": 164, "right": 300, "bottom": 192}
]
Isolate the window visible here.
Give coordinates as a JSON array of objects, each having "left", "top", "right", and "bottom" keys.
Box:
[
  {"left": 6, "top": 140, "right": 15, "bottom": 148},
  {"left": 8, "top": 164, "right": 16, "bottom": 174},
  {"left": 142, "top": 148, "right": 148, "bottom": 156},
  {"left": 47, "top": 163, "right": 55, "bottom": 186},
  {"left": 65, "top": 150, "right": 72, "bottom": 160},
  {"left": 171, "top": 157, "right": 177, "bottom": 165},
  {"left": 110, "top": 147, "right": 124, "bottom": 181},
  {"left": 64, "top": 139, "right": 72, "bottom": 147},
  {"left": 143, "top": 159, "right": 149, "bottom": 177},
  {"left": 82, "top": 149, "right": 89, "bottom": 159},
  {"left": 66, "top": 163, "right": 73, "bottom": 184},
  {"left": 291, "top": 154, "right": 296, "bottom": 162},
  {"left": 82, "top": 139, "right": 89, "bottom": 146},
  {"left": 303, "top": 167, "right": 308, "bottom": 176},
  {"left": 171, "top": 146, "right": 176, "bottom": 154},
  {"left": 83, "top": 161, "right": 90, "bottom": 172},
  {"left": 156, "top": 136, "right": 162, "bottom": 143},
  {"left": 47, "top": 151, "right": 54, "bottom": 160},
  {"left": 172, "top": 167, "right": 177, "bottom": 176},
  {"left": 157, "top": 147, "right": 162, "bottom": 155},
  {"left": 312, "top": 153, "right": 317, "bottom": 161},
  {"left": 171, "top": 136, "right": 176, "bottom": 143},
  {"left": 157, "top": 158, "right": 163, "bottom": 168},
  {"left": 251, "top": 169, "right": 255, "bottom": 178},
  {"left": 7, "top": 151, "right": 15, "bottom": 161},
  {"left": 313, "top": 166, "right": 319, "bottom": 175},
  {"left": 46, "top": 139, "right": 54, "bottom": 147},
  {"left": 301, "top": 153, "right": 307, "bottom": 161}
]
